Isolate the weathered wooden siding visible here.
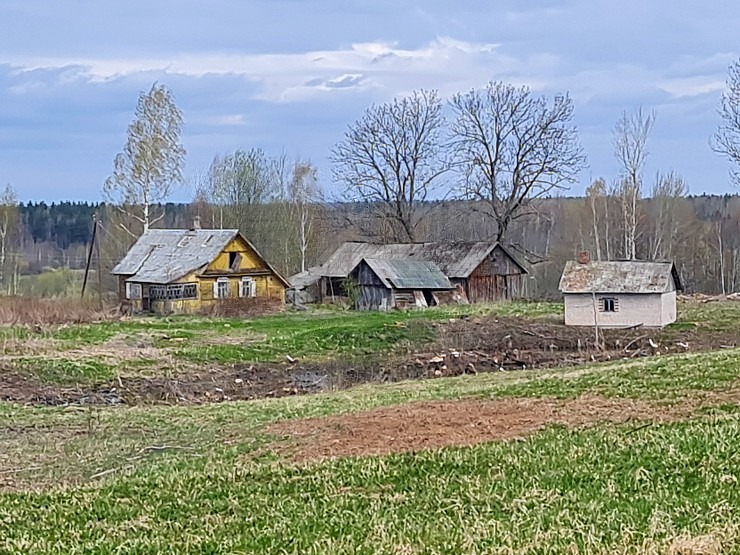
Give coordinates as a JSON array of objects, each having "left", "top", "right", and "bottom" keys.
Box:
[
  {"left": 129, "top": 235, "right": 285, "bottom": 315},
  {"left": 351, "top": 260, "right": 391, "bottom": 310},
  {"left": 356, "top": 285, "right": 391, "bottom": 310},
  {"left": 466, "top": 245, "right": 526, "bottom": 302}
]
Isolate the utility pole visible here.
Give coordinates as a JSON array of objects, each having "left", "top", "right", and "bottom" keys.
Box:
[
  {"left": 81, "top": 214, "right": 99, "bottom": 303},
  {"left": 94, "top": 214, "right": 104, "bottom": 310}
]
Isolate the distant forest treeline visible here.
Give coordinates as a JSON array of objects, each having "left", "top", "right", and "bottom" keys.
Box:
[
  {"left": 21, "top": 202, "right": 186, "bottom": 249},
  {"left": 12, "top": 193, "right": 740, "bottom": 299}
]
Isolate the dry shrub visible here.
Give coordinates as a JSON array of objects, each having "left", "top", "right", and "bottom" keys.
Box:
[
  {"left": 0, "top": 296, "right": 113, "bottom": 325},
  {"left": 204, "top": 297, "right": 284, "bottom": 318}
]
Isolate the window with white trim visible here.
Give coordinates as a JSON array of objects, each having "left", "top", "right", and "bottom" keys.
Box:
[
  {"left": 125, "top": 282, "right": 142, "bottom": 300},
  {"left": 214, "top": 277, "right": 230, "bottom": 299},
  {"left": 240, "top": 276, "right": 256, "bottom": 298}
]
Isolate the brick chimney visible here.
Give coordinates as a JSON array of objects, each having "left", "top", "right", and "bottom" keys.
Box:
[{"left": 577, "top": 251, "right": 590, "bottom": 264}]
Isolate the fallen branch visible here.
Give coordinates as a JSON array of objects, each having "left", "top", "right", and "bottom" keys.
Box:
[
  {"left": 623, "top": 335, "right": 647, "bottom": 352},
  {"left": 0, "top": 465, "right": 42, "bottom": 475},
  {"left": 134, "top": 445, "right": 193, "bottom": 457},
  {"left": 519, "top": 328, "right": 557, "bottom": 341},
  {"left": 90, "top": 467, "right": 123, "bottom": 480},
  {"left": 625, "top": 422, "right": 653, "bottom": 435}
]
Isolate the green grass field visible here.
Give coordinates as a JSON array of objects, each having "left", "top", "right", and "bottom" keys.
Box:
[
  {"left": 1, "top": 301, "right": 740, "bottom": 553},
  {"left": 0, "top": 301, "right": 562, "bottom": 385}
]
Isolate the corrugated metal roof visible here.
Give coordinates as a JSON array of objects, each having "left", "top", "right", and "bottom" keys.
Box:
[
  {"left": 287, "top": 267, "right": 323, "bottom": 290},
  {"left": 361, "top": 258, "right": 453, "bottom": 290},
  {"left": 311, "top": 241, "right": 527, "bottom": 279},
  {"left": 112, "top": 229, "right": 239, "bottom": 284},
  {"left": 109, "top": 228, "right": 299, "bottom": 287},
  {"left": 558, "top": 260, "right": 682, "bottom": 293}
]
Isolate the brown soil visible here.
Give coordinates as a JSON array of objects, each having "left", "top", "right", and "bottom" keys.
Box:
[
  {"left": 1, "top": 313, "right": 739, "bottom": 407},
  {"left": 268, "top": 391, "right": 739, "bottom": 462},
  {"left": 417, "top": 314, "right": 734, "bottom": 375},
  {"left": 0, "top": 366, "right": 314, "bottom": 406}
]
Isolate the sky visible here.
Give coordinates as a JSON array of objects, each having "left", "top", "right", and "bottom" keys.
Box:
[{"left": 1, "top": 0, "right": 739, "bottom": 203}]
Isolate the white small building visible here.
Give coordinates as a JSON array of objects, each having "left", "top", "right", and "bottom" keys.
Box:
[{"left": 559, "top": 259, "right": 682, "bottom": 328}]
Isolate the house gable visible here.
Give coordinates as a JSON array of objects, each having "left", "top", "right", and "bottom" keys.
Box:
[
  {"left": 469, "top": 244, "right": 527, "bottom": 277},
  {"left": 205, "top": 234, "right": 270, "bottom": 275}
]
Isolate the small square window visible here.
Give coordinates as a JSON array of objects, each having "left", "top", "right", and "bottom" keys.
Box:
[{"left": 600, "top": 297, "right": 618, "bottom": 312}]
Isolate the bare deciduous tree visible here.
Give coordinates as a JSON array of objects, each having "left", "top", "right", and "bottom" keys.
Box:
[
  {"left": 713, "top": 58, "right": 740, "bottom": 186},
  {"left": 449, "top": 81, "right": 585, "bottom": 244},
  {"left": 585, "top": 178, "right": 607, "bottom": 261},
  {"left": 331, "top": 89, "right": 448, "bottom": 242},
  {"left": 648, "top": 171, "right": 688, "bottom": 260},
  {"left": 613, "top": 107, "right": 655, "bottom": 260},
  {"left": 199, "top": 148, "right": 273, "bottom": 235},
  {"left": 288, "top": 162, "right": 322, "bottom": 273},
  {"left": 103, "top": 83, "right": 186, "bottom": 236}
]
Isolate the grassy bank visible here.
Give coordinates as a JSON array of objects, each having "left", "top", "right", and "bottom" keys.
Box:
[{"left": 1, "top": 342, "right": 740, "bottom": 553}]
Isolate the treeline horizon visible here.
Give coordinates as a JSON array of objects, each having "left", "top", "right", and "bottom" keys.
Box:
[{"left": 7, "top": 192, "right": 740, "bottom": 300}]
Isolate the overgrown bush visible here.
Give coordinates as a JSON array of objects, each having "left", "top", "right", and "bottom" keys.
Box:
[{"left": 0, "top": 296, "right": 112, "bottom": 325}]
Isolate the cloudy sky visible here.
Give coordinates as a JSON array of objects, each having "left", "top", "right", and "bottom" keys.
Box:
[{"left": 2, "top": 0, "right": 739, "bottom": 202}]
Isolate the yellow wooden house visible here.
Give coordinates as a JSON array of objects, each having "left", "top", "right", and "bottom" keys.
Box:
[{"left": 112, "top": 224, "right": 288, "bottom": 314}]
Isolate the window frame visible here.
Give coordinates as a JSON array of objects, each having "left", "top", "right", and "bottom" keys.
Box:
[
  {"left": 215, "top": 277, "right": 231, "bottom": 299},
  {"left": 149, "top": 283, "right": 198, "bottom": 301},
  {"left": 239, "top": 276, "right": 256, "bottom": 298},
  {"left": 125, "top": 282, "right": 142, "bottom": 300},
  {"left": 599, "top": 296, "right": 619, "bottom": 313}
]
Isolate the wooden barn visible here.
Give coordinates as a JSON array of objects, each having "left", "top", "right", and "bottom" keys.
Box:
[
  {"left": 288, "top": 241, "right": 528, "bottom": 305},
  {"left": 112, "top": 224, "right": 288, "bottom": 314},
  {"left": 349, "top": 257, "right": 454, "bottom": 310},
  {"left": 559, "top": 257, "right": 682, "bottom": 328}
]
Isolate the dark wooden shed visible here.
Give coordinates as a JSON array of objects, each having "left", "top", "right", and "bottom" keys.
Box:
[
  {"left": 289, "top": 241, "right": 528, "bottom": 304},
  {"left": 350, "top": 258, "right": 454, "bottom": 310}
]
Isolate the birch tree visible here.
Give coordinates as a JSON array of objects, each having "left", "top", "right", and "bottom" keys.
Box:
[
  {"left": 0, "top": 184, "right": 18, "bottom": 291},
  {"left": 103, "top": 83, "right": 186, "bottom": 236},
  {"left": 449, "top": 81, "right": 585, "bottom": 244},
  {"left": 585, "top": 178, "right": 607, "bottom": 260},
  {"left": 613, "top": 108, "right": 655, "bottom": 259},
  {"left": 288, "top": 162, "right": 322, "bottom": 273}
]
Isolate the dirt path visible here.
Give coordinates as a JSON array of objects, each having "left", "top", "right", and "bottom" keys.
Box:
[{"left": 268, "top": 390, "right": 740, "bottom": 462}]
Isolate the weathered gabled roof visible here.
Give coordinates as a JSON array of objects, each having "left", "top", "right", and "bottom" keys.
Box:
[
  {"left": 111, "top": 228, "right": 289, "bottom": 287},
  {"left": 360, "top": 258, "right": 453, "bottom": 290},
  {"left": 559, "top": 260, "right": 682, "bottom": 294},
  {"left": 304, "top": 241, "right": 527, "bottom": 281}
]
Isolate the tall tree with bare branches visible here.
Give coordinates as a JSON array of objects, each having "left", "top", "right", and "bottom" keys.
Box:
[
  {"left": 613, "top": 107, "right": 655, "bottom": 260},
  {"left": 449, "top": 81, "right": 586, "bottom": 244},
  {"left": 648, "top": 170, "right": 688, "bottom": 260},
  {"left": 331, "top": 89, "right": 448, "bottom": 242},
  {"left": 713, "top": 58, "right": 740, "bottom": 187},
  {"left": 585, "top": 178, "right": 607, "bottom": 261},
  {"left": 103, "top": 83, "right": 186, "bottom": 236}
]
